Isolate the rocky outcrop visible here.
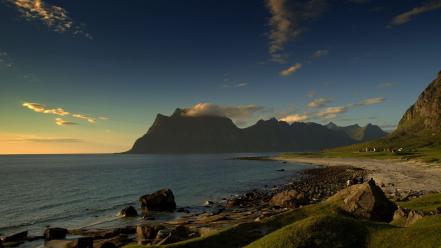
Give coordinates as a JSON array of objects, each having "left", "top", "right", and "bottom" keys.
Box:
[
  {"left": 270, "top": 190, "right": 308, "bottom": 208},
  {"left": 139, "top": 189, "right": 176, "bottom": 215},
  {"left": 396, "top": 71, "right": 441, "bottom": 133},
  {"left": 331, "top": 179, "right": 397, "bottom": 222},
  {"left": 44, "top": 228, "right": 67, "bottom": 240},
  {"left": 1, "top": 231, "right": 28, "bottom": 243},
  {"left": 119, "top": 206, "right": 138, "bottom": 217},
  {"left": 127, "top": 108, "right": 375, "bottom": 154}
]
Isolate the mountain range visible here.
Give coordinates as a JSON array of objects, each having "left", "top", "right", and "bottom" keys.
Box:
[{"left": 127, "top": 109, "right": 387, "bottom": 154}]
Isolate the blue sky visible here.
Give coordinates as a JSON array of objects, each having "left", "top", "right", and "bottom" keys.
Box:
[{"left": 0, "top": 0, "right": 441, "bottom": 153}]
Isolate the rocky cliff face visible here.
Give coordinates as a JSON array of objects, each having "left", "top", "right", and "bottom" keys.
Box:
[
  {"left": 396, "top": 71, "right": 441, "bottom": 133},
  {"left": 127, "top": 109, "right": 371, "bottom": 154}
]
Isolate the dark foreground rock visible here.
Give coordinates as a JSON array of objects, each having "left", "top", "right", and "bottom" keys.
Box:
[
  {"left": 119, "top": 206, "right": 138, "bottom": 217},
  {"left": 1, "top": 231, "right": 28, "bottom": 243},
  {"left": 139, "top": 189, "right": 176, "bottom": 215},
  {"left": 334, "top": 179, "right": 397, "bottom": 222},
  {"left": 44, "top": 228, "right": 67, "bottom": 240}
]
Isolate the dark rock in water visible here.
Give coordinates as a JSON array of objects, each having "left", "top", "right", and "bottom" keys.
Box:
[
  {"left": 139, "top": 189, "right": 176, "bottom": 215},
  {"left": 225, "top": 198, "right": 244, "bottom": 208},
  {"left": 44, "top": 227, "right": 67, "bottom": 240},
  {"left": 136, "top": 224, "right": 165, "bottom": 240},
  {"left": 276, "top": 169, "right": 285, "bottom": 172},
  {"left": 336, "top": 179, "right": 397, "bottom": 222},
  {"left": 270, "top": 190, "right": 307, "bottom": 208},
  {"left": 2, "top": 231, "right": 28, "bottom": 243},
  {"left": 119, "top": 205, "right": 138, "bottom": 217}
]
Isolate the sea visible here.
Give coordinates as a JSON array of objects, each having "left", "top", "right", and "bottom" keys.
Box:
[{"left": 0, "top": 154, "right": 311, "bottom": 245}]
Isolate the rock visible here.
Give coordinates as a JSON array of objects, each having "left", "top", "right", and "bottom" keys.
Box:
[
  {"left": 406, "top": 210, "right": 425, "bottom": 226},
  {"left": 198, "top": 227, "right": 218, "bottom": 237},
  {"left": 392, "top": 207, "right": 408, "bottom": 223},
  {"left": 44, "top": 228, "right": 67, "bottom": 240},
  {"left": 336, "top": 179, "right": 397, "bottom": 222},
  {"left": 204, "top": 200, "right": 214, "bottom": 206},
  {"left": 136, "top": 224, "right": 164, "bottom": 240},
  {"left": 2, "top": 231, "right": 27, "bottom": 243},
  {"left": 139, "top": 189, "right": 176, "bottom": 215},
  {"left": 119, "top": 206, "right": 138, "bottom": 217},
  {"left": 270, "top": 190, "right": 307, "bottom": 208},
  {"left": 225, "top": 198, "right": 244, "bottom": 208},
  {"left": 155, "top": 226, "right": 193, "bottom": 245},
  {"left": 177, "top": 207, "right": 191, "bottom": 213},
  {"left": 45, "top": 237, "right": 93, "bottom": 248}
]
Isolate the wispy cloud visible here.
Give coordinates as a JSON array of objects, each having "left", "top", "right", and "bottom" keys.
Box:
[
  {"left": 389, "top": 0, "right": 441, "bottom": 26},
  {"left": 355, "top": 97, "right": 385, "bottom": 106},
  {"left": 11, "top": 137, "right": 83, "bottom": 143},
  {"left": 73, "top": 114, "right": 96, "bottom": 124},
  {"left": 266, "top": 0, "right": 328, "bottom": 63},
  {"left": 307, "top": 97, "right": 330, "bottom": 108},
  {"left": 0, "top": 50, "right": 14, "bottom": 69},
  {"left": 55, "top": 118, "right": 78, "bottom": 126},
  {"left": 221, "top": 82, "right": 248, "bottom": 88},
  {"left": 22, "top": 101, "right": 107, "bottom": 125},
  {"left": 316, "top": 106, "right": 347, "bottom": 119},
  {"left": 280, "top": 114, "right": 309, "bottom": 123},
  {"left": 22, "top": 102, "right": 69, "bottom": 116},
  {"left": 5, "top": 0, "right": 92, "bottom": 38},
  {"left": 310, "top": 49, "right": 329, "bottom": 59},
  {"left": 280, "top": 63, "right": 302, "bottom": 76},
  {"left": 184, "top": 102, "right": 264, "bottom": 126}
]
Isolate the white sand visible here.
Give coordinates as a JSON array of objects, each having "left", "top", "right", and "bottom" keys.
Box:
[{"left": 277, "top": 157, "right": 441, "bottom": 196}]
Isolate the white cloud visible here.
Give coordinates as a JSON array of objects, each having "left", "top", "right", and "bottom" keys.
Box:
[
  {"left": 307, "top": 98, "right": 330, "bottom": 108},
  {"left": 22, "top": 102, "right": 69, "bottom": 116},
  {"left": 266, "top": 0, "right": 328, "bottom": 63},
  {"left": 184, "top": 102, "right": 264, "bottom": 125},
  {"left": 0, "top": 50, "right": 14, "bottom": 69},
  {"left": 222, "top": 82, "right": 248, "bottom": 88},
  {"left": 280, "top": 63, "right": 302, "bottom": 76},
  {"left": 316, "top": 106, "right": 347, "bottom": 119},
  {"left": 55, "top": 118, "right": 78, "bottom": 126},
  {"left": 5, "top": 0, "right": 92, "bottom": 38},
  {"left": 280, "top": 114, "right": 309, "bottom": 123},
  {"left": 389, "top": 0, "right": 441, "bottom": 26}
]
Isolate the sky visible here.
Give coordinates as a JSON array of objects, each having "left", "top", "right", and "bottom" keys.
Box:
[{"left": 0, "top": 0, "right": 441, "bottom": 154}]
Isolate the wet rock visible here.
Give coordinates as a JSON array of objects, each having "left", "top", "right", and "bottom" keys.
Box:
[
  {"left": 139, "top": 189, "right": 176, "bottom": 215},
  {"left": 119, "top": 206, "right": 138, "bottom": 217},
  {"left": 155, "top": 226, "right": 194, "bottom": 245},
  {"left": 177, "top": 207, "right": 191, "bottom": 213},
  {"left": 225, "top": 198, "right": 244, "bottom": 208},
  {"left": 45, "top": 237, "right": 93, "bottom": 248},
  {"left": 335, "top": 179, "right": 397, "bottom": 222}
]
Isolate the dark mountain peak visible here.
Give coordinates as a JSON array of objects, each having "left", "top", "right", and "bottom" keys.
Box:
[
  {"left": 396, "top": 71, "right": 441, "bottom": 133},
  {"left": 171, "top": 108, "right": 185, "bottom": 117},
  {"left": 326, "top": 122, "right": 338, "bottom": 129}
]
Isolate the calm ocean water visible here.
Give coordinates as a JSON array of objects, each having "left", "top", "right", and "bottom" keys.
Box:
[{"left": 0, "top": 154, "right": 311, "bottom": 238}]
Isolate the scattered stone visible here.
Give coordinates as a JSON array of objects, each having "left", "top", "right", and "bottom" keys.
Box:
[
  {"left": 204, "top": 201, "right": 214, "bottom": 206},
  {"left": 139, "top": 189, "right": 176, "bottom": 216},
  {"left": 119, "top": 206, "right": 138, "bottom": 217},
  {"left": 392, "top": 207, "right": 409, "bottom": 223},
  {"left": 335, "top": 179, "right": 397, "bottom": 222}
]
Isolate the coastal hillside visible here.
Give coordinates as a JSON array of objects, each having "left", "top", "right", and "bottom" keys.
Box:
[
  {"left": 326, "top": 122, "right": 388, "bottom": 142},
  {"left": 127, "top": 109, "right": 387, "bottom": 154}
]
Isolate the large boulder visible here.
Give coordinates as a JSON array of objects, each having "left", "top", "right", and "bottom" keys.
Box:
[
  {"left": 119, "top": 206, "right": 138, "bottom": 217},
  {"left": 136, "top": 224, "right": 165, "bottom": 241},
  {"left": 139, "top": 189, "right": 176, "bottom": 215},
  {"left": 44, "top": 228, "right": 67, "bottom": 240},
  {"left": 270, "top": 190, "right": 308, "bottom": 208},
  {"left": 331, "top": 179, "right": 397, "bottom": 222}
]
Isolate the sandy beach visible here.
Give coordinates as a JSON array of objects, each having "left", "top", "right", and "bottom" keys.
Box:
[{"left": 277, "top": 156, "right": 441, "bottom": 198}]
